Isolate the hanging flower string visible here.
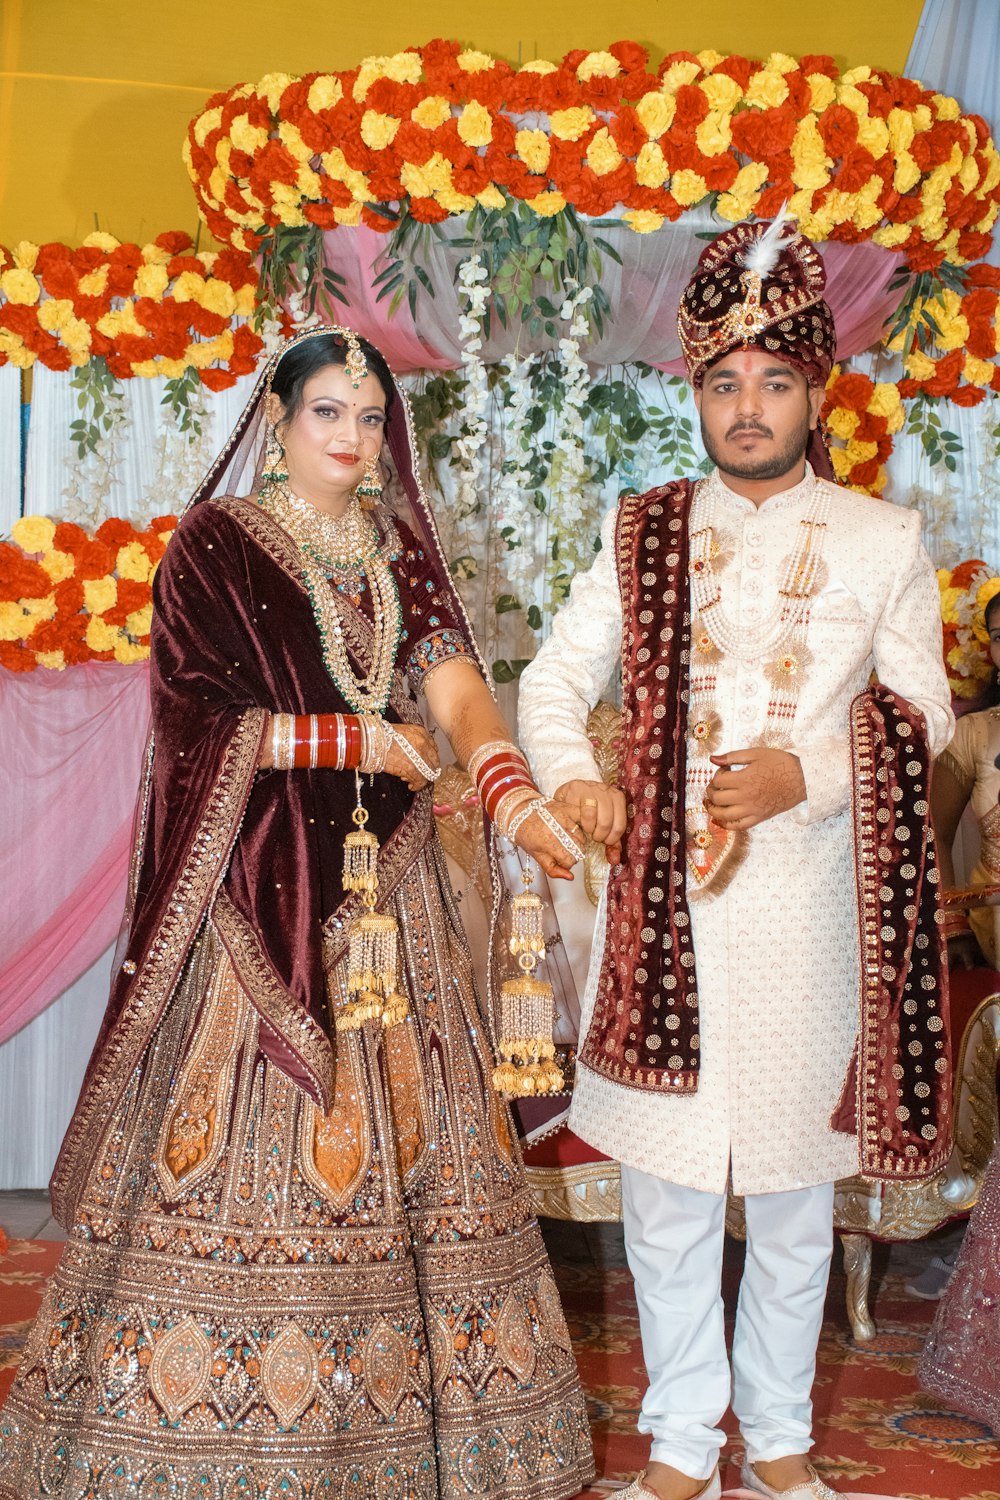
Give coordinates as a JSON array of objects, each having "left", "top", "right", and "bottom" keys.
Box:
[
  {"left": 494, "top": 350, "right": 538, "bottom": 588},
  {"left": 454, "top": 252, "right": 492, "bottom": 519}
]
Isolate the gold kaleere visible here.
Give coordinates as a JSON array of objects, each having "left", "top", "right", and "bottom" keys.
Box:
[
  {"left": 336, "top": 795, "right": 409, "bottom": 1032},
  {"left": 493, "top": 867, "right": 564, "bottom": 1097}
]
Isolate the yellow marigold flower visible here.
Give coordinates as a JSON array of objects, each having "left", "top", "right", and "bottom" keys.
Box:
[
  {"left": 825, "top": 407, "right": 860, "bottom": 441},
  {"left": 20, "top": 595, "right": 57, "bottom": 633},
  {"left": 400, "top": 153, "right": 453, "bottom": 199},
  {"left": 228, "top": 115, "right": 268, "bottom": 155},
  {"left": 456, "top": 49, "right": 494, "bottom": 73},
  {"left": 196, "top": 279, "right": 235, "bottom": 318},
  {"left": 192, "top": 107, "right": 222, "bottom": 148},
  {"left": 133, "top": 263, "right": 168, "bottom": 300},
  {"left": 141, "top": 241, "right": 172, "bottom": 266},
  {"left": 526, "top": 191, "right": 566, "bottom": 217},
  {"left": 873, "top": 223, "right": 913, "bottom": 250},
  {"left": 700, "top": 73, "right": 742, "bottom": 113},
  {"left": 791, "top": 117, "right": 831, "bottom": 190},
  {"left": 208, "top": 166, "right": 229, "bottom": 202},
  {"left": 37, "top": 298, "right": 74, "bottom": 333},
  {"left": 278, "top": 121, "right": 313, "bottom": 164},
  {"left": 307, "top": 75, "right": 342, "bottom": 113},
  {"left": 457, "top": 101, "right": 493, "bottom": 148},
  {"left": 36, "top": 650, "right": 66, "bottom": 670},
  {"left": 964, "top": 354, "right": 996, "bottom": 386},
  {"left": 846, "top": 438, "right": 879, "bottom": 464},
  {"left": 411, "top": 96, "right": 451, "bottom": 130},
  {"left": 696, "top": 49, "right": 725, "bottom": 71},
  {"left": 867, "top": 382, "right": 903, "bottom": 419},
  {"left": 436, "top": 187, "right": 476, "bottom": 213},
  {"left": 831, "top": 446, "right": 853, "bottom": 480},
  {"left": 39, "top": 550, "right": 75, "bottom": 584},
  {"left": 12, "top": 241, "right": 38, "bottom": 272},
  {"left": 333, "top": 203, "right": 363, "bottom": 226},
  {"left": 81, "top": 231, "right": 119, "bottom": 253},
  {"left": 258, "top": 72, "right": 293, "bottom": 113},
  {"left": 126, "top": 604, "right": 153, "bottom": 638},
  {"left": 903, "top": 349, "right": 938, "bottom": 381},
  {"left": 322, "top": 148, "right": 369, "bottom": 197},
  {"left": 807, "top": 73, "right": 836, "bottom": 112},
  {"left": 361, "top": 110, "right": 401, "bottom": 150},
  {"left": 977, "top": 576, "right": 1000, "bottom": 617},
  {"left": 187, "top": 331, "right": 234, "bottom": 369},
  {"left": 550, "top": 107, "right": 594, "bottom": 142},
  {"left": 636, "top": 142, "right": 670, "bottom": 189},
  {"left": 86, "top": 617, "right": 120, "bottom": 653},
  {"left": 933, "top": 93, "right": 961, "bottom": 122},
  {"left": 576, "top": 51, "right": 620, "bottom": 82},
  {"left": 234, "top": 284, "right": 256, "bottom": 317},
  {"left": 745, "top": 70, "right": 789, "bottom": 110},
  {"left": 857, "top": 114, "right": 890, "bottom": 158},
  {"left": 0, "top": 602, "right": 26, "bottom": 641},
  {"left": 172, "top": 271, "right": 207, "bottom": 304},
  {"left": 61, "top": 315, "right": 92, "bottom": 352},
  {"left": 636, "top": 92, "right": 676, "bottom": 140},
  {"left": 519, "top": 59, "right": 558, "bottom": 74},
  {"left": 269, "top": 187, "right": 307, "bottom": 223},
  {"left": 515, "top": 129, "right": 550, "bottom": 174},
  {"left": 12, "top": 515, "right": 56, "bottom": 554},
  {"left": 586, "top": 127, "right": 622, "bottom": 176},
  {"left": 696, "top": 110, "right": 732, "bottom": 158},
  {"left": 622, "top": 209, "right": 664, "bottom": 234},
  {"left": 0, "top": 268, "right": 40, "bottom": 305},
  {"left": 670, "top": 169, "right": 709, "bottom": 207},
  {"left": 84, "top": 577, "right": 117, "bottom": 614},
  {"left": 131, "top": 357, "right": 188, "bottom": 378},
  {"left": 475, "top": 185, "right": 505, "bottom": 211},
  {"left": 114, "top": 639, "right": 149, "bottom": 664},
  {"left": 895, "top": 150, "right": 924, "bottom": 195},
  {"left": 116, "top": 544, "right": 152, "bottom": 584},
  {"left": 715, "top": 160, "right": 769, "bottom": 217},
  {"left": 887, "top": 107, "right": 915, "bottom": 155},
  {"left": 913, "top": 103, "right": 933, "bottom": 132},
  {"left": 841, "top": 64, "right": 873, "bottom": 86},
  {"left": 959, "top": 154, "right": 981, "bottom": 194},
  {"left": 661, "top": 59, "right": 701, "bottom": 92},
  {"left": 981, "top": 149, "right": 1000, "bottom": 193},
  {"left": 96, "top": 305, "right": 143, "bottom": 340}
]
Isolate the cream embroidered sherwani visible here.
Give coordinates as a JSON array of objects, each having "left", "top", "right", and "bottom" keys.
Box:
[{"left": 518, "top": 470, "right": 953, "bottom": 1195}]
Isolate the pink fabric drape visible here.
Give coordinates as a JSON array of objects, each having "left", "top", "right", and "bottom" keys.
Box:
[{"left": 0, "top": 662, "right": 149, "bottom": 1043}]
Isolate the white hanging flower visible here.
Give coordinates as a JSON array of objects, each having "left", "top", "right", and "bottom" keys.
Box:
[
  {"left": 455, "top": 253, "right": 491, "bottom": 519},
  {"left": 549, "top": 281, "right": 602, "bottom": 582},
  {"left": 61, "top": 378, "right": 128, "bottom": 526},
  {"left": 494, "top": 351, "right": 538, "bottom": 590}
]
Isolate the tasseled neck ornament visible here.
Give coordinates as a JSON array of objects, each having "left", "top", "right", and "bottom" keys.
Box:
[{"left": 677, "top": 209, "right": 837, "bottom": 390}]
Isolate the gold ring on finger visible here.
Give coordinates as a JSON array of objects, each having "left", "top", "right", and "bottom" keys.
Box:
[{"left": 582, "top": 797, "right": 598, "bottom": 808}]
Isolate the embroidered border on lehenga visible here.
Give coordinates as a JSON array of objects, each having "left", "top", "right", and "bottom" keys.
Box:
[{"left": 50, "top": 706, "right": 267, "bottom": 1226}]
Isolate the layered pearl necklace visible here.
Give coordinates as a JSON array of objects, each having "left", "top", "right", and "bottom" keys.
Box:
[
  {"left": 689, "top": 470, "right": 830, "bottom": 665},
  {"left": 260, "top": 484, "right": 402, "bottom": 716}
]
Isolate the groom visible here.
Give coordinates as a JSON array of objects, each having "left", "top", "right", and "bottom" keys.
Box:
[{"left": 519, "top": 217, "right": 953, "bottom": 1500}]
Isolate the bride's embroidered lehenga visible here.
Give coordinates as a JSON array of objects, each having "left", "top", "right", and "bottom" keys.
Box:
[{"left": 0, "top": 335, "right": 594, "bottom": 1500}]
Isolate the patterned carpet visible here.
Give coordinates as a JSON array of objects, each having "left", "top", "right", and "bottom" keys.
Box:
[{"left": 1, "top": 1234, "right": 998, "bottom": 1499}]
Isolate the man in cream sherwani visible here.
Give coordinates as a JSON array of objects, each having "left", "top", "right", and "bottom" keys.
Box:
[{"left": 518, "top": 219, "right": 953, "bottom": 1500}]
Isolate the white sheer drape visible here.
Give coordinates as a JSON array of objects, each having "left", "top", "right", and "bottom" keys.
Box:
[{"left": 0, "top": 364, "right": 22, "bottom": 537}]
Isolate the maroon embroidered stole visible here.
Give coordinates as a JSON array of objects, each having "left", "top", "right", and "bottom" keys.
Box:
[
  {"left": 848, "top": 687, "right": 952, "bottom": 1179},
  {"left": 578, "top": 482, "right": 952, "bottom": 1179},
  {"left": 579, "top": 481, "right": 699, "bottom": 1092}
]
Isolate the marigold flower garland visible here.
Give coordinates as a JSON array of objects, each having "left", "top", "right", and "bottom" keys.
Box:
[
  {"left": 0, "top": 514, "right": 176, "bottom": 673},
  {"left": 938, "top": 560, "right": 1000, "bottom": 698},
  {"left": 0, "top": 230, "right": 265, "bottom": 387},
  {"left": 186, "top": 42, "right": 1000, "bottom": 271}
]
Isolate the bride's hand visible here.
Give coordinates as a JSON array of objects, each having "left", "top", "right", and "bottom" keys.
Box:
[
  {"left": 511, "top": 799, "right": 582, "bottom": 882},
  {"left": 384, "top": 725, "right": 440, "bottom": 791}
]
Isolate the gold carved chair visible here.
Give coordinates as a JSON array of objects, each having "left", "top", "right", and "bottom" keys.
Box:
[{"left": 432, "top": 706, "right": 1000, "bottom": 1341}]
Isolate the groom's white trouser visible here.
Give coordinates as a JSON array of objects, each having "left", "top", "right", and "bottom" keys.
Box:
[{"left": 621, "top": 1166, "right": 835, "bottom": 1481}]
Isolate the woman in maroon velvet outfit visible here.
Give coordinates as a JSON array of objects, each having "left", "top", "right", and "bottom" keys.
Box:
[{"left": 0, "top": 329, "right": 594, "bottom": 1500}]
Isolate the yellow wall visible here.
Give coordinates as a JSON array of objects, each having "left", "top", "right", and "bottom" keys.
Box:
[{"left": 1, "top": 0, "right": 926, "bottom": 245}]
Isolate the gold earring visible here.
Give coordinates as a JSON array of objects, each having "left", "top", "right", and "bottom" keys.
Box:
[
  {"left": 262, "top": 427, "right": 288, "bottom": 487},
  {"left": 355, "top": 454, "right": 383, "bottom": 508}
]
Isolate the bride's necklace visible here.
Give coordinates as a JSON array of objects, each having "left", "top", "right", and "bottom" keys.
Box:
[
  {"left": 689, "top": 470, "right": 830, "bottom": 665},
  {"left": 259, "top": 482, "right": 402, "bottom": 715}
]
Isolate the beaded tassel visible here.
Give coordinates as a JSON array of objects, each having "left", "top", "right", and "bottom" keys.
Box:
[
  {"left": 337, "top": 797, "right": 409, "bottom": 1032},
  {"left": 493, "top": 868, "right": 564, "bottom": 1097}
]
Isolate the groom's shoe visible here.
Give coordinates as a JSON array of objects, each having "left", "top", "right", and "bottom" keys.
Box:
[
  {"left": 741, "top": 1460, "right": 841, "bottom": 1499},
  {"left": 620, "top": 1467, "right": 722, "bottom": 1500}
]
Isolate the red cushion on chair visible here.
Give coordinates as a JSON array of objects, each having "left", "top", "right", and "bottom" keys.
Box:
[
  {"left": 521, "top": 1126, "right": 613, "bottom": 1169},
  {"left": 948, "top": 965, "right": 1000, "bottom": 1038}
]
